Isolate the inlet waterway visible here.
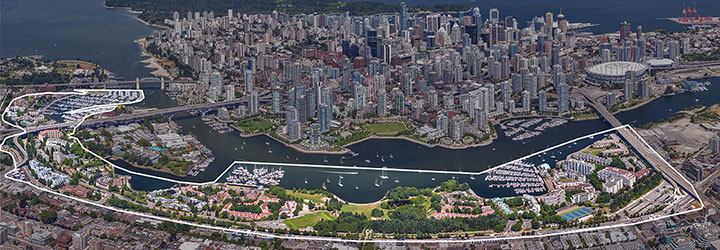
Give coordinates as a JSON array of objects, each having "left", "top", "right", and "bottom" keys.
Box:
[
  {"left": 4, "top": 0, "right": 720, "bottom": 202},
  {"left": 112, "top": 78, "right": 719, "bottom": 203}
]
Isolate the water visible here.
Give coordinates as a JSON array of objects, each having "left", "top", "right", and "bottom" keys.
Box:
[
  {"left": 5, "top": 0, "right": 720, "bottom": 202},
  {"left": 358, "top": 0, "right": 720, "bottom": 34},
  {"left": 118, "top": 78, "right": 719, "bottom": 202},
  {"left": 0, "top": 0, "right": 160, "bottom": 78}
]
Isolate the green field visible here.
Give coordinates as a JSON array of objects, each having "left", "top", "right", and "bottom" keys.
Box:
[
  {"left": 364, "top": 122, "right": 408, "bottom": 135},
  {"left": 235, "top": 117, "right": 273, "bottom": 134},
  {"left": 341, "top": 203, "right": 380, "bottom": 217},
  {"left": 291, "top": 192, "right": 326, "bottom": 204},
  {"left": 283, "top": 212, "right": 335, "bottom": 229}
]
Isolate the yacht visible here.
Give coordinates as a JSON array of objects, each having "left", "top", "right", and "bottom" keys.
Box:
[
  {"left": 431, "top": 177, "right": 436, "bottom": 181},
  {"left": 380, "top": 170, "right": 389, "bottom": 179}
]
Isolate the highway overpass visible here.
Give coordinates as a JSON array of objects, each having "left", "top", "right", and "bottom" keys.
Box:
[{"left": 581, "top": 91, "right": 699, "bottom": 201}]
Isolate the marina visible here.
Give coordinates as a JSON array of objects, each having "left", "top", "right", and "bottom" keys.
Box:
[{"left": 224, "top": 165, "right": 285, "bottom": 188}]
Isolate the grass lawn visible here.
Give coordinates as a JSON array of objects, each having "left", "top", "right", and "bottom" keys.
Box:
[
  {"left": 291, "top": 191, "right": 326, "bottom": 204},
  {"left": 341, "top": 203, "right": 380, "bottom": 217},
  {"left": 235, "top": 117, "right": 273, "bottom": 134},
  {"left": 283, "top": 212, "right": 334, "bottom": 229},
  {"left": 56, "top": 60, "right": 99, "bottom": 73},
  {"left": 364, "top": 122, "right": 407, "bottom": 135}
]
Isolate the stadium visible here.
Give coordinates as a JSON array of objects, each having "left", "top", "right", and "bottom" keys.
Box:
[{"left": 585, "top": 61, "right": 648, "bottom": 84}]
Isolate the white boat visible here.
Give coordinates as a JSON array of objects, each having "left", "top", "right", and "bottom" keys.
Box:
[
  {"left": 394, "top": 177, "right": 399, "bottom": 183},
  {"left": 431, "top": 177, "right": 436, "bottom": 181},
  {"left": 374, "top": 178, "right": 380, "bottom": 187},
  {"left": 380, "top": 170, "right": 389, "bottom": 179},
  {"left": 322, "top": 182, "right": 327, "bottom": 190},
  {"left": 365, "top": 159, "right": 371, "bottom": 164},
  {"left": 323, "top": 156, "right": 328, "bottom": 163},
  {"left": 268, "top": 148, "right": 272, "bottom": 154},
  {"left": 389, "top": 153, "right": 394, "bottom": 158},
  {"left": 304, "top": 177, "right": 308, "bottom": 184},
  {"left": 326, "top": 177, "right": 330, "bottom": 183},
  {"left": 470, "top": 175, "right": 476, "bottom": 180},
  {"left": 381, "top": 156, "right": 385, "bottom": 162},
  {"left": 338, "top": 177, "right": 343, "bottom": 187},
  {"left": 355, "top": 185, "right": 359, "bottom": 190}
]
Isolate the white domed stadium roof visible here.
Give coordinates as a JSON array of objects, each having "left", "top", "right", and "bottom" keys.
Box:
[{"left": 586, "top": 61, "right": 647, "bottom": 77}]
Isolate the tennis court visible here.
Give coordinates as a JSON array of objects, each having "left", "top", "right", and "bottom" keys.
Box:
[{"left": 560, "top": 207, "right": 592, "bottom": 220}]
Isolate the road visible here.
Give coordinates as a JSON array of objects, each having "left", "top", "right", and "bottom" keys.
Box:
[{"left": 580, "top": 91, "right": 699, "bottom": 201}]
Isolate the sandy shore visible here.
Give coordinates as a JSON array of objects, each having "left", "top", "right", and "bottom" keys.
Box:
[{"left": 135, "top": 38, "right": 172, "bottom": 78}]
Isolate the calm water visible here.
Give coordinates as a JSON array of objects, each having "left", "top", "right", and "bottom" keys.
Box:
[
  {"left": 361, "top": 0, "right": 720, "bottom": 34},
  {"left": 0, "top": 0, "right": 159, "bottom": 78},
  {"left": 4, "top": 0, "right": 720, "bottom": 202},
  {"left": 115, "top": 78, "right": 719, "bottom": 202}
]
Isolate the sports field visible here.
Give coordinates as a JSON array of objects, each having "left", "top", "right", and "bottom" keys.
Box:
[{"left": 560, "top": 207, "right": 593, "bottom": 220}]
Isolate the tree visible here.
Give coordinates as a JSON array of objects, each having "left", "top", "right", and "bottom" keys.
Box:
[
  {"left": 371, "top": 208, "right": 384, "bottom": 217},
  {"left": 40, "top": 210, "right": 57, "bottom": 224},
  {"left": 511, "top": 221, "right": 523, "bottom": 232}
]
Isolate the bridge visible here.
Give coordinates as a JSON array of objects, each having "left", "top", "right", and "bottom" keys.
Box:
[
  {"left": 581, "top": 91, "right": 699, "bottom": 201},
  {"left": 10, "top": 77, "right": 197, "bottom": 90},
  {"left": 1, "top": 90, "right": 270, "bottom": 137}
]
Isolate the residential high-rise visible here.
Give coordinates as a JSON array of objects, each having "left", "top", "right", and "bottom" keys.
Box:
[
  {"left": 558, "top": 83, "right": 569, "bottom": 113},
  {"left": 489, "top": 8, "right": 499, "bottom": 23},
  {"left": 638, "top": 81, "right": 650, "bottom": 99},
  {"left": 310, "top": 124, "right": 321, "bottom": 144},
  {"left": 318, "top": 104, "right": 331, "bottom": 133},
  {"left": 669, "top": 40, "right": 681, "bottom": 60},
  {"left": 244, "top": 69, "right": 254, "bottom": 93},
  {"left": 655, "top": 39, "right": 664, "bottom": 58},
  {"left": 376, "top": 90, "right": 387, "bottom": 116},
  {"left": 619, "top": 21, "right": 631, "bottom": 41},
  {"left": 624, "top": 79, "right": 633, "bottom": 100},
  {"left": 400, "top": 2, "right": 408, "bottom": 30},
  {"left": 710, "top": 133, "right": 720, "bottom": 153},
  {"left": 224, "top": 84, "right": 235, "bottom": 101},
  {"left": 521, "top": 90, "right": 530, "bottom": 112},
  {"left": 249, "top": 90, "right": 259, "bottom": 114},
  {"left": 538, "top": 90, "right": 547, "bottom": 112},
  {"left": 272, "top": 88, "right": 281, "bottom": 113},
  {"left": 436, "top": 113, "right": 448, "bottom": 135},
  {"left": 449, "top": 115, "right": 463, "bottom": 141}
]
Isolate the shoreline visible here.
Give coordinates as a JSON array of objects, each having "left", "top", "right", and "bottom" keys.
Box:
[{"left": 134, "top": 38, "right": 173, "bottom": 79}]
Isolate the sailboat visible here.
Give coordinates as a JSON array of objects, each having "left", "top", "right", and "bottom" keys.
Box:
[
  {"left": 355, "top": 185, "right": 359, "bottom": 190},
  {"left": 304, "top": 177, "right": 308, "bottom": 184},
  {"left": 380, "top": 170, "right": 389, "bottom": 179},
  {"left": 268, "top": 147, "right": 272, "bottom": 153},
  {"left": 265, "top": 139, "right": 270, "bottom": 145},
  {"left": 338, "top": 177, "right": 343, "bottom": 187},
  {"left": 326, "top": 177, "right": 331, "bottom": 183},
  {"left": 470, "top": 175, "right": 476, "bottom": 180},
  {"left": 323, "top": 156, "right": 328, "bottom": 163},
  {"left": 431, "top": 177, "right": 436, "bottom": 181},
  {"left": 389, "top": 153, "right": 394, "bottom": 158},
  {"left": 381, "top": 156, "right": 385, "bottom": 162},
  {"left": 394, "top": 177, "right": 399, "bottom": 183},
  {"left": 322, "top": 182, "right": 327, "bottom": 190},
  {"left": 374, "top": 178, "right": 380, "bottom": 187}
]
